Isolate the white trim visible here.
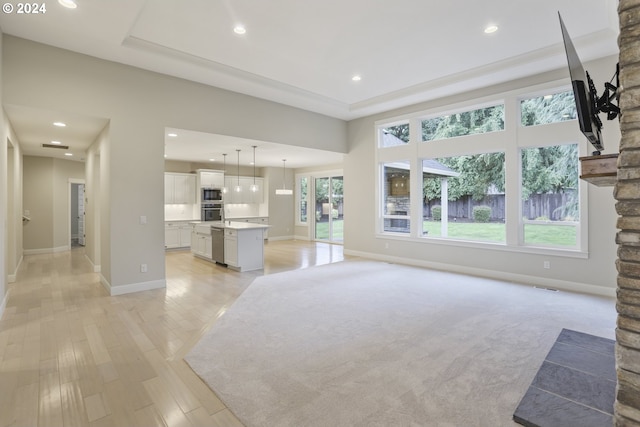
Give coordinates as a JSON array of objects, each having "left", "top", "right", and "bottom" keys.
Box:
[
  {"left": 0, "top": 290, "right": 10, "bottom": 319},
  {"left": 7, "top": 255, "right": 23, "bottom": 283},
  {"left": 101, "top": 277, "right": 166, "bottom": 296},
  {"left": 344, "top": 249, "right": 615, "bottom": 298},
  {"left": 84, "top": 254, "right": 101, "bottom": 273},
  {"left": 294, "top": 234, "right": 311, "bottom": 241},
  {"left": 24, "top": 245, "right": 70, "bottom": 255}
]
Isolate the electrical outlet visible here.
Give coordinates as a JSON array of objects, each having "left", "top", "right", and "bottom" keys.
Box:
[
  {"left": 543, "top": 261, "right": 550, "bottom": 269},
  {"left": 140, "top": 263, "right": 148, "bottom": 273}
]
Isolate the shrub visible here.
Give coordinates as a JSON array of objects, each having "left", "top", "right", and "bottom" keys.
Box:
[
  {"left": 473, "top": 206, "right": 491, "bottom": 223},
  {"left": 432, "top": 206, "right": 441, "bottom": 221}
]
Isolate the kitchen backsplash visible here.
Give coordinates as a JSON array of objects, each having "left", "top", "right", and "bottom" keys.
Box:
[{"left": 165, "top": 204, "right": 199, "bottom": 221}]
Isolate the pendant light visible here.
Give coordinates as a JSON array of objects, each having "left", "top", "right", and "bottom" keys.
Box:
[
  {"left": 222, "top": 153, "right": 228, "bottom": 194},
  {"left": 275, "top": 159, "right": 293, "bottom": 195},
  {"left": 250, "top": 145, "right": 258, "bottom": 192},
  {"left": 235, "top": 149, "right": 242, "bottom": 193}
]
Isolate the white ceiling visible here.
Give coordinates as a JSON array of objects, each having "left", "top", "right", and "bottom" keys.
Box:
[{"left": 0, "top": 0, "right": 620, "bottom": 166}]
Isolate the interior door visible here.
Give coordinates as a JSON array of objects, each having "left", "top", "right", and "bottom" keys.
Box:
[{"left": 78, "top": 184, "right": 85, "bottom": 246}]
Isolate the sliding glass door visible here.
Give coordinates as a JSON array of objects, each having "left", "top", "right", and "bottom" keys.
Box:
[{"left": 314, "top": 176, "right": 343, "bottom": 243}]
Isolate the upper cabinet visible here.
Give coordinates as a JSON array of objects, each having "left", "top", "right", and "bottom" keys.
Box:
[
  {"left": 165, "top": 173, "right": 196, "bottom": 204},
  {"left": 198, "top": 170, "right": 224, "bottom": 189},
  {"left": 224, "top": 176, "right": 264, "bottom": 204}
]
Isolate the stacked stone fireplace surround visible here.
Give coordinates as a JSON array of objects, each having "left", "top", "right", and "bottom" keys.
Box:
[{"left": 615, "top": 1, "right": 640, "bottom": 425}]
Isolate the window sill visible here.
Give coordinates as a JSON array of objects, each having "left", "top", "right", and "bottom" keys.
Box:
[{"left": 376, "top": 232, "right": 588, "bottom": 259}]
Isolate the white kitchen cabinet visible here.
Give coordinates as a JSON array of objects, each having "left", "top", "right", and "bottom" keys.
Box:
[
  {"left": 165, "top": 224, "right": 180, "bottom": 248},
  {"left": 224, "top": 228, "right": 238, "bottom": 267},
  {"left": 199, "top": 170, "right": 224, "bottom": 189},
  {"left": 179, "top": 224, "right": 192, "bottom": 247},
  {"left": 165, "top": 221, "right": 193, "bottom": 248},
  {"left": 224, "top": 226, "right": 265, "bottom": 271},
  {"left": 191, "top": 224, "right": 213, "bottom": 260},
  {"left": 165, "top": 173, "right": 196, "bottom": 204}
]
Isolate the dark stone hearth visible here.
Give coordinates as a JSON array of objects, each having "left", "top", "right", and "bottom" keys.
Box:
[{"left": 513, "top": 329, "right": 615, "bottom": 427}]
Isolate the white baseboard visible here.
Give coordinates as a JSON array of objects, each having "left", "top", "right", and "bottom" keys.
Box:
[
  {"left": 24, "top": 245, "right": 69, "bottom": 255},
  {"left": 103, "top": 278, "right": 166, "bottom": 296},
  {"left": 343, "top": 249, "right": 617, "bottom": 298},
  {"left": 7, "top": 255, "right": 23, "bottom": 283},
  {"left": 293, "top": 235, "right": 311, "bottom": 241},
  {"left": 0, "top": 289, "right": 9, "bottom": 319},
  {"left": 84, "top": 254, "right": 101, "bottom": 273}
]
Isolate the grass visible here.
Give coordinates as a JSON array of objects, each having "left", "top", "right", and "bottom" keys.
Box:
[
  {"left": 316, "top": 219, "right": 577, "bottom": 247},
  {"left": 422, "top": 220, "right": 577, "bottom": 247},
  {"left": 315, "top": 219, "right": 344, "bottom": 240}
]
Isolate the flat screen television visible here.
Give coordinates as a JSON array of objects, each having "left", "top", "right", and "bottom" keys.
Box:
[{"left": 559, "top": 13, "right": 604, "bottom": 153}]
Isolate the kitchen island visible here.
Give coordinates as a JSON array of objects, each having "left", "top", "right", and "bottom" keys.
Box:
[{"left": 190, "top": 221, "right": 269, "bottom": 272}]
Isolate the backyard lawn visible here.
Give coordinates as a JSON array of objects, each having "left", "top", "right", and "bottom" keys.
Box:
[{"left": 422, "top": 220, "right": 577, "bottom": 246}]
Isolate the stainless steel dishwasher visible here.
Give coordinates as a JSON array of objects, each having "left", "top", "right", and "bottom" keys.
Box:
[{"left": 211, "top": 225, "right": 225, "bottom": 264}]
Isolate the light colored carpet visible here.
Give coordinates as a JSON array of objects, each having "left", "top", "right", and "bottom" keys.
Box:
[{"left": 185, "top": 260, "right": 616, "bottom": 427}]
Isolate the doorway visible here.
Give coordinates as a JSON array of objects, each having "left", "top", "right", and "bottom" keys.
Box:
[
  {"left": 314, "top": 175, "right": 343, "bottom": 243},
  {"left": 70, "top": 182, "right": 85, "bottom": 247}
]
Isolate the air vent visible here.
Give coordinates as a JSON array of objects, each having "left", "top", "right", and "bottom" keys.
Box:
[{"left": 42, "top": 143, "right": 69, "bottom": 149}]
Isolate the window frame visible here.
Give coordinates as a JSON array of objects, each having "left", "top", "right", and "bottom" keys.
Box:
[{"left": 374, "top": 83, "right": 589, "bottom": 258}]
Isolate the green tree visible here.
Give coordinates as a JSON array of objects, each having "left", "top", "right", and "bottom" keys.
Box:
[
  {"left": 423, "top": 153, "right": 505, "bottom": 201},
  {"left": 521, "top": 91, "right": 576, "bottom": 126},
  {"left": 521, "top": 145, "right": 578, "bottom": 199}
]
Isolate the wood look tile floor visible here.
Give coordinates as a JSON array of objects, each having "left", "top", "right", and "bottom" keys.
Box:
[{"left": 0, "top": 240, "right": 347, "bottom": 427}]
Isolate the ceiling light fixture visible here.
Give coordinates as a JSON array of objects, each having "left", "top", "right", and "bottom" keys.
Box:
[
  {"left": 250, "top": 145, "right": 258, "bottom": 192},
  {"left": 64, "top": 152, "right": 73, "bottom": 156},
  {"left": 275, "top": 159, "right": 293, "bottom": 195},
  {"left": 167, "top": 133, "right": 177, "bottom": 137},
  {"left": 51, "top": 140, "right": 62, "bottom": 145},
  {"left": 235, "top": 149, "right": 242, "bottom": 193},
  {"left": 484, "top": 25, "right": 498, "bottom": 34},
  {"left": 352, "top": 75, "right": 362, "bottom": 82},
  {"left": 53, "top": 122, "right": 66, "bottom": 127},
  {"left": 58, "top": 0, "right": 77, "bottom": 9},
  {"left": 209, "top": 158, "right": 215, "bottom": 162},
  {"left": 234, "top": 25, "right": 246, "bottom": 35},
  {"left": 222, "top": 153, "right": 228, "bottom": 194}
]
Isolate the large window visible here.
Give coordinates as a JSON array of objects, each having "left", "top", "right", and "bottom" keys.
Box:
[
  {"left": 376, "top": 87, "right": 586, "bottom": 254},
  {"left": 423, "top": 153, "right": 505, "bottom": 242},
  {"left": 379, "top": 123, "right": 410, "bottom": 147},
  {"left": 521, "top": 91, "right": 577, "bottom": 126},
  {"left": 381, "top": 162, "right": 411, "bottom": 234},
  {"left": 521, "top": 144, "right": 579, "bottom": 247},
  {"left": 297, "top": 176, "right": 308, "bottom": 224},
  {"left": 422, "top": 104, "right": 504, "bottom": 142}
]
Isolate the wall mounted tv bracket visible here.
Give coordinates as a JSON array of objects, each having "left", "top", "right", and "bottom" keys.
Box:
[{"left": 587, "top": 64, "right": 620, "bottom": 155}]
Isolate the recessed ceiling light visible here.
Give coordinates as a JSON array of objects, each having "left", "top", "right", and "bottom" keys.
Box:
[
  {"left": 209, "top": 158, "right": 216, "bottom": 162},
  {"left": 234, "top": 25, "right": 246, "bottom": 35},
  {"left": 164, "top": 154, "right": 167, "bottom": 158},
  {"left": 51, "top": 140, "right": 62, "bottom": 145},
  {"left": 53, "top": 122, "right": 66, "bottom": 127},
  {"left": 352, "top": 75, "right": 362, "bottom": 82},
  {"left": 58, "top": 0, "right": 77, "bottom": 9},
  {"left": 484, "top": 25, "right": 498, "bottom": 34},
  {"left": 167, "top": 133, "right": 177, "bottom": 137},
  {"left": 64, "top": 152, "right": 73, "bottom": 156}
]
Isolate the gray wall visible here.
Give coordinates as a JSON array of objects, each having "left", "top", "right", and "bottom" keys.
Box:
[
  {"left": 3, "top": 35, "right": 347, "bottom": 294},
  {"left": 22, "top": 156, "right": 85, "bottom": 252}
]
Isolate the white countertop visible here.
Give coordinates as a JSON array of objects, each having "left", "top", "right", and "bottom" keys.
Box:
[{"left": 191, "top": 221, "right": 269, "bottom": 230}]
